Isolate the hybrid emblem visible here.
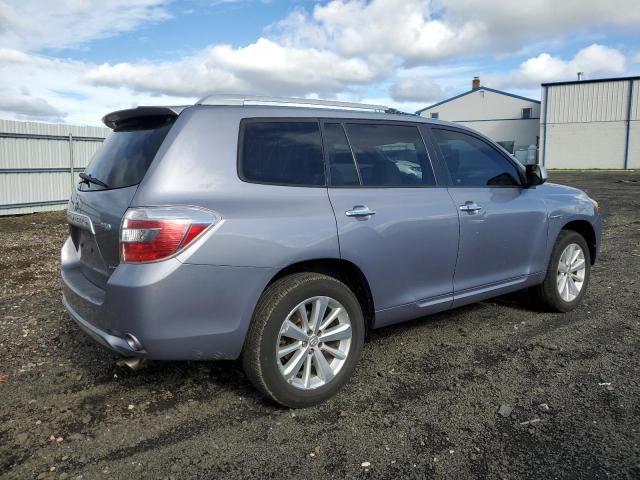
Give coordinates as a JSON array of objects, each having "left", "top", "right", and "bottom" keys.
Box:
[
  {"left": 66, "top": 211, "right": 111, "bottom": 234},
  {"left": 67, "top": 211, "right": 95, "bottom": 234}
]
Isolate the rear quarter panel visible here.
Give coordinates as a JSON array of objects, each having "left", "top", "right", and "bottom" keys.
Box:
[{"left": 132, "top": 106, "right": 340, "bottom": 268}]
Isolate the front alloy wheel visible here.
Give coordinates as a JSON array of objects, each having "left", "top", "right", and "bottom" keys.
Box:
[
  {"left": 532, "top": 230, "right": 591, "bottom": 312},
  {"left": 556, "top": 243, "right": 586, "bottom": 302}
]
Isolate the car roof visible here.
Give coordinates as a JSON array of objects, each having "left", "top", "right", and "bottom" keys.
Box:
[{"left": 102, "top": 102, "right": 463, "bottom": 131}]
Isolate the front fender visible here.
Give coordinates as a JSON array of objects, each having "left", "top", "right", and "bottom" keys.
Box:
[{"left": 539, "top": 182, "right": 601, "bottom": 268}]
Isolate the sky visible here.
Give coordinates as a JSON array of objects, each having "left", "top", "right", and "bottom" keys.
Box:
[{"left": 1, "top": 0, "right": 639, "bottom": 126}]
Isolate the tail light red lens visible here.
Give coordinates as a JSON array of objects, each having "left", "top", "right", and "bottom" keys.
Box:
[{"left": 120, "top": 207, "right": 216, "bottom": 263}]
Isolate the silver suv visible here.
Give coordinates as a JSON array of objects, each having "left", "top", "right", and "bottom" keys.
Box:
[{"left": 61, "top": 95, "right": 601, "bottom": 407}]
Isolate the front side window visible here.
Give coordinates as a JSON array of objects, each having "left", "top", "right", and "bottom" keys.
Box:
[
  {"left": 497, "top": 141, "right": 515, "bottom": 154},
  {"left": 240, "top": 121, "right": 325, "bottom": 186},
  {"left": 432, "top": 129, "right": 522, "bottom": 187},
  {"left": 344, "top": 123, "right": 436, "bottom": 187}
]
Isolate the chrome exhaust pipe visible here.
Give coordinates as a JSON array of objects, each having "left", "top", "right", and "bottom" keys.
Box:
[{"left": 124, "top": 333, "right": 144, "bottom": 351}]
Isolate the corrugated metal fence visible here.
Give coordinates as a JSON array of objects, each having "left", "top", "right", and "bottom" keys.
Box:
[{"left": 0, "top": 119, "right": 109, "bottom": 215}]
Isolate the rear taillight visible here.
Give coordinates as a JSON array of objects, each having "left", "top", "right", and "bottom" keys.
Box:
[{"left": 120, "top": 207, "right": 216, "bottom": 263}]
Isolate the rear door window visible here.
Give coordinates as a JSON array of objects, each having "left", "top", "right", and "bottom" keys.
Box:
[
  {"left": 344, "top": 123, "right": 436, "bottom": 187},
  {"left": 239, "top": 120, "right": 325, "bottom": 186},
  {"left": 324, "top": 123, "right": 360, "bottom": 186},
  {"left": 82, "top": 117, "right": 174, "bottom": 190}
]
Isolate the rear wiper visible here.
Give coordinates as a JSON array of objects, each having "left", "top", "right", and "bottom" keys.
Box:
[{"left": 79, "top": 172, "right": 109, "bottom": 189}]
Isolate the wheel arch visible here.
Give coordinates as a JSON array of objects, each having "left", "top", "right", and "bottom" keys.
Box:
[
  {"left": 561, "top": 220, "right": 597, "bottom": 264},
  {"left": 267, "top": 258, "right": 375, "bottom": 333}
]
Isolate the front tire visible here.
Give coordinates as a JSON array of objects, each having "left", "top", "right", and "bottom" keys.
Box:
[
  {"left": 242, "top": 272, "right": 365, "bottom": 408},
  {"left": 532, "top": 230, "right": 591, "bottom": 312}
]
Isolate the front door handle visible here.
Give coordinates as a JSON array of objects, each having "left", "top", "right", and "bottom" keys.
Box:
[
  {"left": 459, "top": 202, "right": 482, "bottom": 213},
  {"left": 345, "top": 205, "right": 376, "bottom": 218}
]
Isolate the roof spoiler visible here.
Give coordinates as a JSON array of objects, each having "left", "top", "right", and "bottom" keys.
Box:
[{"left": 102, "top": 106, "right": 187, "bottom": 130}]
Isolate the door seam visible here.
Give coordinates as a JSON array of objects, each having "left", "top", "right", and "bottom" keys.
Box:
[
  {"left": 445, "top": 187, "right": 462, "bottom": 295},
  {"left": 325, "top": 187, "right": 342, "bottom": 258}
]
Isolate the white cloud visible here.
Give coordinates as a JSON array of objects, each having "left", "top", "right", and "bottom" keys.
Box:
[
  {"left": 442, "top": 0, "right": 640, "bottom": 37},
  {"left": 276, "top": 0, "right": 475, "bottom": 62},
  {"left": 389, "top": 78, "right": 446, "bottom": 103},
  {"left": 0, "top": 49, "right": 193, "bottom": 125},
  {"left": 0, "top": 0, "right": 171, "bottom": 51},
  {"left": 0, "top": 47, "right": 31, "bottom": 64},
  {"left": 86, "top": 38, "right": 388, "bottom": 97},
  {"left": 0, "top": 96, "right": 65, "bottom": 121},
  {"left": 503, "top": 44, "right": 626, "bottom": 88},
  {"left": 0, "top": 0, "right": 639, "bottom": 124},
  {"left": 276, "top": 0, "right": 640, "bottom": 63}
]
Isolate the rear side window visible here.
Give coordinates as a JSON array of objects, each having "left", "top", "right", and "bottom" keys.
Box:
[
  {"left": 82, "top": 117, "right": 174, "bottom": 190},
  {"left": 240, "top": 121, "right": 325, "bottom": 186},
  {"left": 345, "top": 124, "right": 436, "bottom": 187},
  {"left": 432, "top": 128, "right": 522, "bottom": 187}
]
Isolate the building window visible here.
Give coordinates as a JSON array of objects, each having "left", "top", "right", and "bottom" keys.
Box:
[
  {"left": 430, "top": 112, "right": 439, "bottom": 119},
  {"left": 521, "top": 108, "right": 532, "bottom": 119}
]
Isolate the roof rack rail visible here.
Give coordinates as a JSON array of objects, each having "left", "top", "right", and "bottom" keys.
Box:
[{"left": 195, "top": 94, "right": 389, "bottom": 112}]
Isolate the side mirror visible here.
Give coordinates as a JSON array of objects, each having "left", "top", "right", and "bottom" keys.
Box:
[{"left": 526, "top": 164, "right": 548, "bottom": 186}]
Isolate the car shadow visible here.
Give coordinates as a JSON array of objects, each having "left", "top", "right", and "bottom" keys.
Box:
[
  {"left": 368, "top": 289, "right": 540, "bottom": 342},
  {"left": 61, "top": 287, "right": 542, "bottom": 412}
]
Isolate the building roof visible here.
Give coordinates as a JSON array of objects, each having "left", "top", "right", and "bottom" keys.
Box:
[
  {"left": 541, "top": 75, "right": 640, "bottom": 87},
  {"left": 415, "top": 86, "right": 540, "bottom": 115}
]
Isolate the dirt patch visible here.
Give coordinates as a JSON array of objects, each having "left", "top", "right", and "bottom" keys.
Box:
[{"left": 1, "top": 172, "right": 639, "bottom": 479}]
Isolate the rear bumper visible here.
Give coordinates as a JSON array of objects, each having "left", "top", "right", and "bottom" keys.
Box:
[
  {"left": 63, "top": 294, "right": 146, "bottom": 356},
  {"left": 60, "top": 237, "right": 274, "bottom": 360}
]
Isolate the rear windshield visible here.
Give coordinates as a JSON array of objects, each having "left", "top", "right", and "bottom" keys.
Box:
[{"left": 81, "top": 117, "right": 174, "bottom": 190}]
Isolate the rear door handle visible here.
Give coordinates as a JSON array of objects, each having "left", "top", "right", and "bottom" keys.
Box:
[
  {"left": 345, "top": 205, "right": 376, "bottom": 217},
  {"left": 459, "top": 202, "right": 482, "bottom": 213}
]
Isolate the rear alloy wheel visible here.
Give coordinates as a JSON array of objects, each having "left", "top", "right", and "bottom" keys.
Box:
[
  {"left": 532, "top": 230, "right": 591, "bottom": 312},
  {"left": 243, "top": 273, "right": 364, "bottom": 408},
  {"left": 277, "top": 296, "right": 352, "bottom": 390}
]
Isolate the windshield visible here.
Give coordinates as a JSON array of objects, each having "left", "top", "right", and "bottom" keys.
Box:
[{"left": 81, "top": 117, "right": 174, "bottom": 191}]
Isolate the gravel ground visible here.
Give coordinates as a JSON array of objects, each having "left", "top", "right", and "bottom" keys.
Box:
[{"left": 1, "top": 171, "right": 639, "bottom": 480}]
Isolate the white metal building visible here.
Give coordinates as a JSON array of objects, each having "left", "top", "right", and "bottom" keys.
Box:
[
  {"left": 0, "top": 119, "right": 109, "bottom": 215},
  {"left": 540, "top": 76, "right": 639, "bottom": 169},
  {"left": 417, "top": 78, "right": 541, "bottom": 163}
]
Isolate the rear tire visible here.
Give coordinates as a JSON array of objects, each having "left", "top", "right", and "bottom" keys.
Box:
[
  {"left": 531, "top": 230, "right": 591, "bottom": 312},
  {"left": 242, "top": 272, "right": 365, "bottom": 408}
]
